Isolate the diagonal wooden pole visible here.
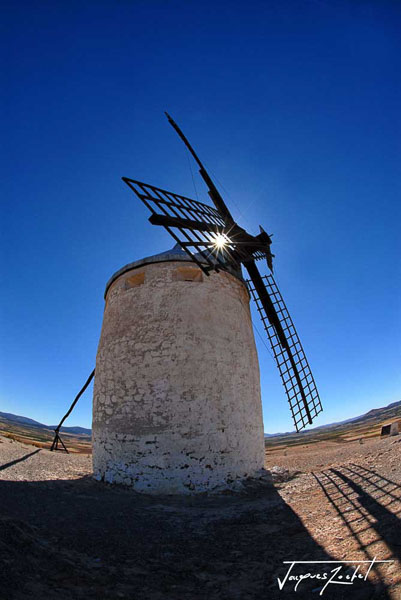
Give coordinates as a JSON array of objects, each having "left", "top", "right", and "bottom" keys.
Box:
[{"left": 50, "top": 368, "right": 95, "bottom": 453}]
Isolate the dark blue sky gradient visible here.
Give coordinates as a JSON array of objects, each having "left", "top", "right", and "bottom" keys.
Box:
[{"left": 1, "top": 1, "right": 400, "bottom": 432}]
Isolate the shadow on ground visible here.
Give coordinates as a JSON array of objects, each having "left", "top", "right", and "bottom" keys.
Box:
[
  {"left": 0, "top": 449, "right": 41, "bottom": 471},
  {"left": 313, "top": 465, "right": 401, "bottom": 600},
  {"left": 0, "top": 461, "right": 389, "bottom": 600}
]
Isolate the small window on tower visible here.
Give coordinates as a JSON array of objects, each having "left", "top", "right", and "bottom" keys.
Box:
[
  {"left": 125, "top": 272, "right": 145, "bottom": 289},
  {"left": 173, "top": 267, "right": 203, "bottom": 282}
]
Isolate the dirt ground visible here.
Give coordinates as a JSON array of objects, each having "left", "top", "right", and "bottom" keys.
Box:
[{"left": 0, "top": 433, "right": 400, "bottom": 600}]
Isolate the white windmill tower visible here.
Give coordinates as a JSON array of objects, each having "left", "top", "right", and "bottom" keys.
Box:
[{"left": 52, "top": 114, "right": 322, "bottom": 495}]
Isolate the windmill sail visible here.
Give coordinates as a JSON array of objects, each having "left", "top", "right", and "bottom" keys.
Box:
[
  {"left": 164, "top": 112, "right": 234, "bottom": 224},
  {"left": 247, "top": 272, "right": 322, "bottom": 432},
  {"left": 122, "top": 113, "right": 323, "bottom": 432},
  {"left": 122, "top": 178, "right": 263, "bottom": 273}
]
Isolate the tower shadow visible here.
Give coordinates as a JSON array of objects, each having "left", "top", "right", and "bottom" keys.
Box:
[{"left": 0, "top": 472, "right": 381, "bottom": 600}]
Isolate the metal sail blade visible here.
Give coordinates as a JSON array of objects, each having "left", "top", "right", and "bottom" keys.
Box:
[
  {"left": 245, "top": 261, "right": 322, "bottom": 432},
  {"left": 122, "top": 177, "right": 242, "bottom": 274},
  {"left": 165, "top": 112, "right": 234, "bottom": 224}
]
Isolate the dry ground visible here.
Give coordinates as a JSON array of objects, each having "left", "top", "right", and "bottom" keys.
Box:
[
  {"left": 0, "top": 423, "right": 91, "bottom": 454},
  {"left": 0, "top": 433, "right": 400, "bottom": 600}
]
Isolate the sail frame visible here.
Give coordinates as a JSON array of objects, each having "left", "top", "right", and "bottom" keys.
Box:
[
  {"left": 247, "top": 273, "right": 322, "bottom": 432},
  {"left": 122, "top": 177, "right": 243, "bottom": 274}
]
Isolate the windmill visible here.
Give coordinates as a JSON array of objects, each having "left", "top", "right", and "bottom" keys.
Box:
[
  {"left": 51, "top": 113, "right": 322, "bottom": 486},
  {"left": 122, "top": 113, "right": 322, "bottom": 434}
]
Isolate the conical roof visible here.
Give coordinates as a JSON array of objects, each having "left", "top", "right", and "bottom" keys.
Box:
[{"left": 105, "top": 243, "right": 243, "bottom": 297}]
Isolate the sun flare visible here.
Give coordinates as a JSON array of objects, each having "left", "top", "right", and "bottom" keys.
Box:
[{"left": 211, "top": 232, "right": 230, "bottom": 249}]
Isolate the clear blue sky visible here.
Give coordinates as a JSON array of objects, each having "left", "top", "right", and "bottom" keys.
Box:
[{"left": 1, "top": 1, "right": 400, "bottom": 433}]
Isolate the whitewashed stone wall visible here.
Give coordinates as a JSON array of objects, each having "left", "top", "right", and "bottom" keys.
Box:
[{"left": 92, "top": 260, "right": 264, "bottom": 494}]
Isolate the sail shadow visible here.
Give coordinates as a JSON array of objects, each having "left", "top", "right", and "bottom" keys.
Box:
[{"left": 313, "top": 465, "right": 399, "bottom": 599}]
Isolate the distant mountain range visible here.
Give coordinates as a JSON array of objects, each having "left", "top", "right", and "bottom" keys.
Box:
[
  {"left": 1, "top": 400, "right": 399, "bottom": 442},
  {"left": 264, "top": 400, "right": 401, "bottom": 438},
  {"left": 0, "top": 411, "right": 91, "bottom": 436}
]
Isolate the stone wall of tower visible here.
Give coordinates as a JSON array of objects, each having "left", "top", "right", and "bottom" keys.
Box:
[{"left": 92, "top": 259, "right": 264, "bottom": 494}]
